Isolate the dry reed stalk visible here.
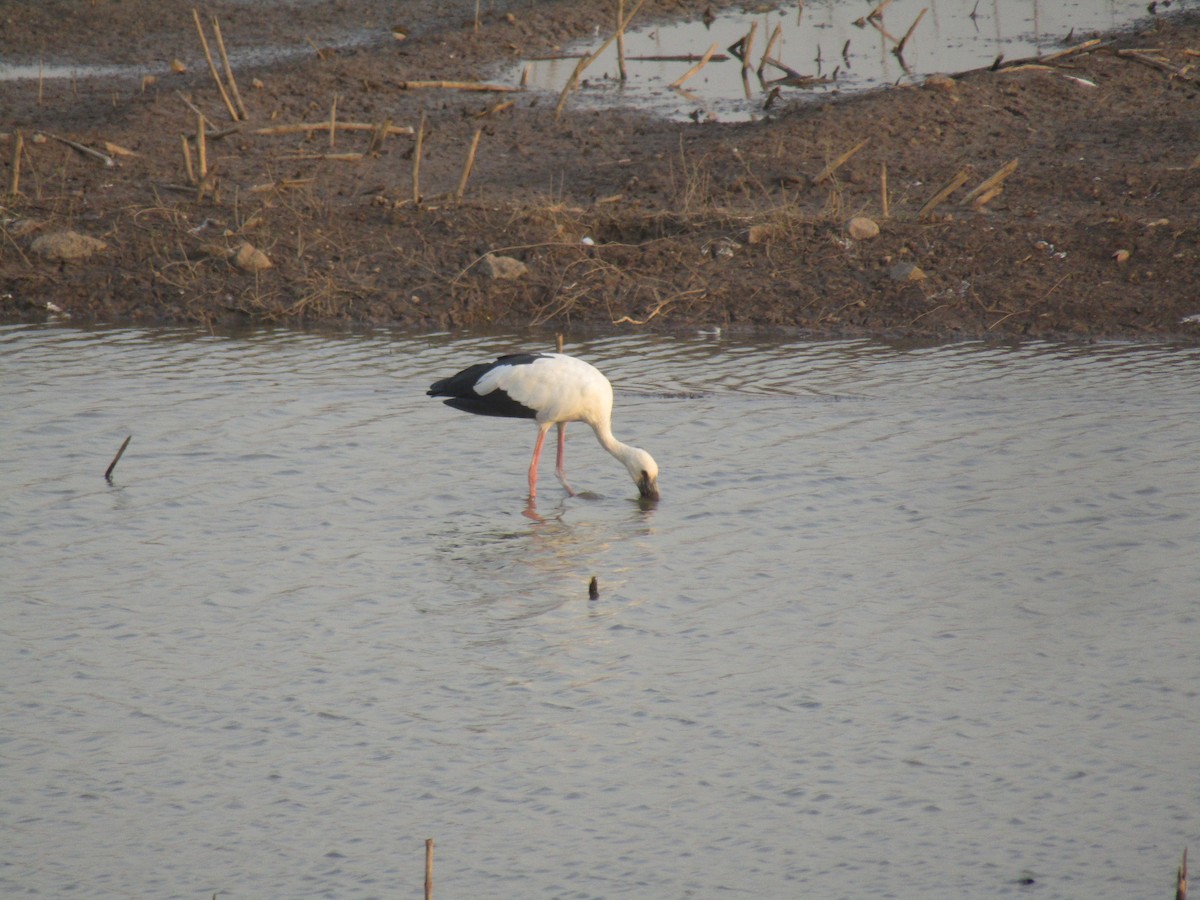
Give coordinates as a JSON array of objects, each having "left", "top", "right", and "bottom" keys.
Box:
[
  {"left": 251, "top": 122, "right": 413, "bottom": 136},
  {"left": 758, "top": 22, "right": 782, "bottom": 75},
  {"left": 412, "top": 111, "right": 425, "bottom": 204},
  {"left": 895, "top": 8, "right": 927, "bottom": 57},
  {"left": 8, "top": 131, "right": 23, "bottom": 195},
  {"left": 669, "top": 42, "right": 719, "bottom": 89},
  {"left": 475, "top": 100, "right": 514, "bottom": 118},
  {"left": 425, "top": 839, "right": 434, "bottom": 900},
  {"left": 210, "top": 16, "right": 248, "bottom": 120},
  {"left": 1037, "top": 38, "right": 1103, "bottom": 64},
  {"left": 555, "top": 0, "right": 646, "bottom": 119},
  {"left": 617, "top": 0, "right": 628, "bottom": 81},
  {"left": 365, "top": 118, "right": 393, "bottom": 155},
  {"left": 45, "top": 132, "right": 114, "bottom": 166},
  {"left": 282, "top": 152, "right": 364, "bottom": 161},
  {"left": 1178, "top": 847, "right": 1188, "bottom": 900},
  {"left": 456, "top": 128, "right": 483, "bottom": 200},
  {"left": 181, "top": 133, "right": 196, "bottom": 184},
  {"left": 741, "top": 21, "right": 758, "bottom": 74},
  {"left": 192, "top": 8, "right": 240, "bottom": 121},
  {"left": 196, "top": 113, "right": 208, "bottom": 179},
  {"left": 880, "top": 161, "right": 889, "bottom": 218},
  {"left": 963, "top": 158, "right": 1018, "bottom": 205},
  {"left": 918, "top": 165, "right": 972, "bottom": 219},
  {"left": 396, "top": 80, "right": 518, "bottom": 92},
  {"left": 248, "top": 177, "right": 314, "bottom": 193},
  {"left": 328, "top": 94, "right": 338, "bottom": 148},
  {"left": 815, "top": 138, "right": 869, "bottom": 183}
]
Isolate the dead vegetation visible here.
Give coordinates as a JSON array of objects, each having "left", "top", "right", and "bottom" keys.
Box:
[{"left": 2, "top": 1, "right": 1200, "bottom": 338}]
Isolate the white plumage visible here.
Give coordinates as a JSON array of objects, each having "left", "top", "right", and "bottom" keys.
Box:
[{"left": 428, "top": 352, "right": 660, "bottom": 502}]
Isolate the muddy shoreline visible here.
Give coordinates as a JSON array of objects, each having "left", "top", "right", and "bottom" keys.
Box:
[{"left": 3, "top": 1, "right": 1200, "bottom": 340}]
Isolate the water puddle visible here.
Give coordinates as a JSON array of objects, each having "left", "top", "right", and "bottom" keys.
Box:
[{"left": 519, "top": 0, "right": 1191, "bottom": 121}]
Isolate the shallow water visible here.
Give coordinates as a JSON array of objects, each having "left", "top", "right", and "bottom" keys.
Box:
[
  {"left": 3, "top": 325, "right": 1199, "bottom": 898},
  {"left": 522, "top": 0, "right": 1198, "bottom": 121}
]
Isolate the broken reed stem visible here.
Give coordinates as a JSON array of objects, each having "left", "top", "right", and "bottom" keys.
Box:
[
  {"left": 456, "top": 127, "right": 483, "bottom": 200},
  {"left": 918, "top": 165, "right": 972, "bottom": 219},
  {"left": 396, "top": 80, "right": 518, "bottom": 92},
  {"left": 44, "top": 132, "right": 114, "bottom": 166},
  {"left": 105, "top": 435, "right": 132, "bottom": 482},
  {"left": 963, "top": 158, "right": 1018, "bottom": 204},
  {"left": 815, "top": 138, "right": 869, "bottom": 183},
  {"left": 412, "top": 110, "right": 425, "bottom": 204},
  {"left": 880, "top": 161, "right": 889, "bottom": 218},
  {"left": 181, "top": 132, "right": 195, "bottom": 184},
  {"left": 425, "top": 838, "right": 434, "bottom": 900},
  {"left": 895, "top": 7, "right": 928, "bottom": 56},
  {"left": 251, "top": 121, "right": 413, "bottom": 136},
  {"left": 192, "top": 8, "right": 240, "bottom": 122},
  {"left": 365, "top": 117, "right": 392, "bottom": 155},
  {"left": 758, "top": 22, "right": 782, "bottom": 75},
  {"left": 555, "top": 0, "right": 646, "bottom": 119},
  {"left": 741, "top": 21, "right": 758, "bottom": 74},
  {"left": 210, "top": 16, "right": 248, "bottom": 120},
  {"left": 869, "top": 0, "right": 894, "bottom": 20},
  {"left": 1178, "top": 846, "right": 1188, "bottom": 900},
  {"left": 669, "top": 42, "right": 719, "bottom": 89},
  {"left": 329, "top": 94, "right": 338, "bottom": 149},
  {"left": 8, "top": 131, "right": 23, "bottom": 195},
  {"left": 617, "top": 0, "right": 628, "bottom": 81},
  {"left": 196, "top": 113, "right": 208, "bottom": 179}
]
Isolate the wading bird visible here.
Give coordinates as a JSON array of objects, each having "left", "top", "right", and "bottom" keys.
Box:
[{"left": 427, "top": 352, "right": 660, "bottom": 502}]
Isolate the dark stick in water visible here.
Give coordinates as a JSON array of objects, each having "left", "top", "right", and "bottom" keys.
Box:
[{"left": 105, "top": 435, "right": 131, "bottom": 482}]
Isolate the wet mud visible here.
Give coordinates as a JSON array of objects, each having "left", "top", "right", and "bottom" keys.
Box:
[{"left": 3, "top": 0, "right": 1200, "bottom": 340}]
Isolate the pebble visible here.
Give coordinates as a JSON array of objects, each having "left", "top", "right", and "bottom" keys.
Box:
[
  {"left": 847, "top": 216, "right": 880, "bottom": 241},
  {"left": 889, "top": 261, "right": 926, "bottom": 282},
  {"left": 483, "top": 253, "right": 528, "bottom": 280},
  {"left": 234, "top": 242, "right": 272, "bottom": 272}
]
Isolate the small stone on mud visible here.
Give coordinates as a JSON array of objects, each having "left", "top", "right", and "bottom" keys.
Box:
[
  {"left": 890, "top": 261, "right": 926, "bottom": 282},
  {"left": 747, "top": 224, "right": 776, "bottom": 244},
  {"left": 483, "top": 253, "right": 528, "bottom": 280},
  {"left": 234, "top": 242, "right": 272, "bottom": 272},
  {"left": 847, "top": 216, "right": 880, "bottom": 241},
  {"left": 924, "top": 73, "right": 957, "bottom": 94},
  {"left": 31, "top": 230, "right": 107, "bottom": 262}
]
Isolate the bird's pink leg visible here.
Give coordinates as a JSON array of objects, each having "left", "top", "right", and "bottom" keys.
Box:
[
  {"left": 554, "top": 422, "right": 575, "bottom": 495},
  {"left": 528, "top": 424, "right": 550, "bottom": 499}
]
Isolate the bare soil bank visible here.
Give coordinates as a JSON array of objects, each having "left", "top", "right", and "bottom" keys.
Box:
[{"left": 3, "top": 0, "right": 1200, "bottom": 340}]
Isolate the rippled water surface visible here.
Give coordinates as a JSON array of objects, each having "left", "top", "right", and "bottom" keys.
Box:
[{"left": 3, "top": 325, "right": 1198, "bottom": 898}]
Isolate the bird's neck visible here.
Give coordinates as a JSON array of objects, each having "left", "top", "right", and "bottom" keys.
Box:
[{"left": 592, "top": 421, "right": 638, "bottom": 466}]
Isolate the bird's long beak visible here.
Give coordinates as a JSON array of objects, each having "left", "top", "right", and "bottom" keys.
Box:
[{"left": 637, "top": 472, "right": 659, "bottom": 502}]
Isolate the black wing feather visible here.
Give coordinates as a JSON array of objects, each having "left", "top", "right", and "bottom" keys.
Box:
[{"left": 427, "top": 353, "right": 548, "bottom": 420}]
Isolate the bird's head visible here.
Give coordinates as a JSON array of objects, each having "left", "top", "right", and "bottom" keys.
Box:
[{"left": 628, "top": 448, "right": 659, "bottom": 501}]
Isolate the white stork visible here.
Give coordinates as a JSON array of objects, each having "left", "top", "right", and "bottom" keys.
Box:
[{"left": 427, "top": 352, "right": 660, "bottom": 501}]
